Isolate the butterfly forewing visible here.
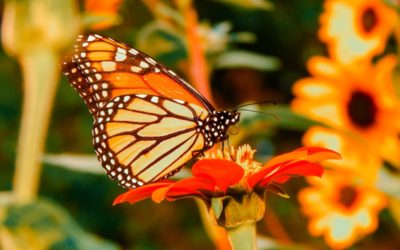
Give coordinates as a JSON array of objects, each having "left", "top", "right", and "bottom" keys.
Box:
[
  {"left": 62, "top": 59, "right": 98, "bottom": 114},
  {"left": 64, "top": 34, "right": 213, "bottom": 113},
  {"left": 93, "top": 94, "right": 207, "bottom": 188}
]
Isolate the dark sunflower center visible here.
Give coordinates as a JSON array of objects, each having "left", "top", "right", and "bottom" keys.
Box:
[
  {"left": 338, "top": 185, "right": 358, "bottom": 208},
  {"left": 347, "top": 90, "right": 377, "bottom": 128},
  {"left": 362, "top": 7, "right": 377, "bottom": 33}
]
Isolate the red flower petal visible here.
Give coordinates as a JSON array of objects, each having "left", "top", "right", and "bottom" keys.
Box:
[
  {"left": 113, "top": 181, "right": 173, "bottom": 205},
  {"left": 192, "top": 159, "right": 244, "bottom": 192},
  {"left": 152, "top": 177, "right": 216, "bottom": 203},
  {"left": 294, "top": 147, "right": 341, "bottom": 162},
  {"left": 247, "top": 147, "right": 340, "bottom": 188},
  {"left": 259, "top": 162, "right": 323, "bottom": 186}
]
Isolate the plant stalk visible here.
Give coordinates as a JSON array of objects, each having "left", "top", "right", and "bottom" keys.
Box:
[
  {"left": 13, "top": 50, "right": 59, "bottom": 203},
  {"left": 226, "top": 223, "right": 257, "bottom": 250}
]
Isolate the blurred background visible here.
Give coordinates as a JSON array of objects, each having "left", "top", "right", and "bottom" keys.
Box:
[{"left": 0, "top": 0, "right": 400, "bottom": 249}]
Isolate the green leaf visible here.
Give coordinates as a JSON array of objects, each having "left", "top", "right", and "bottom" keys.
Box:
[
  {"left": 211, "top": 197, "right": 224, "bottom": 219},
  {"left": 43, "top": 154, "right": 102, "bottom": 174},
  {"left": 214, "top": 50, "right": 280, "bottom": 71},
  {"left": 136, "top": 20, "right": 186, "bottom": 62},
  {"left": 42, "top": 153, "right": 193, "bottom": 180},
  {"left": 212, "top": 0, "right": 274, "bottom": 11},
  {"left": 1, "top": 199, "right": 120, "bottom": 250}
]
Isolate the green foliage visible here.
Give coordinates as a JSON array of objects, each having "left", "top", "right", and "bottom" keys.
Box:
[
  {"left": 1, "top": 199, "right": 119, "bottom": 250},
  {"left": 239, "top": 104, "right": 320, "bottom": 131},
  {"left": 213, "top": 50, "right": 280, "bottom": 71}
]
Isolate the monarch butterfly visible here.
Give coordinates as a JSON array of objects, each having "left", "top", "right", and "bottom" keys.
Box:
[{"left": 62, "top": 34, "right": 240, "bottom": 188}]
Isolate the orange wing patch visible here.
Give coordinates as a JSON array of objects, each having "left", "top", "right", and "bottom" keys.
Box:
[{"left": 143, "top": 73, "right": 205, "bottom": 107}]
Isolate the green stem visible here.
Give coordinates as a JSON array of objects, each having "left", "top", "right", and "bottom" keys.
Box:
[
  {"left": 13, "top": 50, "right": 59, "bottom": 203},
  {"left": 226, "top": 223, "right": 257, "bottom": 250}
]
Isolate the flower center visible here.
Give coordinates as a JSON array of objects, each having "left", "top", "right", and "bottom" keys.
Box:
[
  {"left": 338, "top": 185, "right": 358, "bottom": 208},
  {"left": 361, "top": 7, "right": 377, "bottom": 33},
  {"left": 347, "top": 90, "right": 377, "bottom": 128}
]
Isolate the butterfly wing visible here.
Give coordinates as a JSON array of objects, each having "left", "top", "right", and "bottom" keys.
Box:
[
  {"left": 94, "top": 94, "right": 208, "bottom": 188},
  {"left": 62, "top": 34, "right": 214, "bottom": 115},
  {"left": 62, "top": 34, "right": 217, "bottom": 188}
]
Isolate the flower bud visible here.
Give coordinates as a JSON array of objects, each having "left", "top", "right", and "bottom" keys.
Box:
[
  {"left": 210, "top": 192, "right": 266, "bottom": 228},
  {"left": 1, "top": 0, "right": 79, "bottom": 57}
]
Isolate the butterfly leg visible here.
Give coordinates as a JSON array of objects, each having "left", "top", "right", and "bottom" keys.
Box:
[
  {"left": 223, "top": 137, "right": 235, "bottom": 159},
  {"left": 192, "top": 149, "right": 205, "bottom": 160}
]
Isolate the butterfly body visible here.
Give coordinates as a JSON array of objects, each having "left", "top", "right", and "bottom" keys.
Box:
[{"left": 62, "top": 34, "right": 240, "bottom": 188}]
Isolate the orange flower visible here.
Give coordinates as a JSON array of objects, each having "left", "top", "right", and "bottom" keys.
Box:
[
  {"left": 292, "top": 55, "right": 400, "bottom": 167},
  {"left": 114, "top": 146, "right": 340, "bottom": 205},
  {"left": 85, "top": 0, "right": 124, "bottom": 30},
  {"left": 298, "top": 170, "right": 387, "bottom": 249},
  {"left": 85, "top": 0, "right": 123, "bottom": 14},
  {"left": 319, "top": 0, "right": 396, "bottom": 64}
]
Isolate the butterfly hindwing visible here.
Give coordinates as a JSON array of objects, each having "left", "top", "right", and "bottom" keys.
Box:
[{"left": 93, "top": 94, "right": 208, "bottom": 188}]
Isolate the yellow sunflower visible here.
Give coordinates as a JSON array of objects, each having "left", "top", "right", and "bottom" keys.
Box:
[
  {"left": 298, "top": 170, "right": 387, "bottom": 249},
  {"left": 319, "top": 0, "right": 396, "bottom": 64},
  {"left": 292, "top": 55, "right": 400, "bottom": 168}
]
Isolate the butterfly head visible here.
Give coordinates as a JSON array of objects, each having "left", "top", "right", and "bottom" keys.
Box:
[{"left": 201, "top": 110, "right": 240, "bottom": 148}]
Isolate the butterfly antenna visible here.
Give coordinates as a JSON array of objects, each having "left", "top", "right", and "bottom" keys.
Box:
[
  {"left": 237, "top": 108, "right": 280, "bottom": 121},
  {"left": 235, "top": 100, "right": 277, "bottom": 110}
]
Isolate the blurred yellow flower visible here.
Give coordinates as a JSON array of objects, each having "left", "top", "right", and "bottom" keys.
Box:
[
  {"left": 292, "top": 55, "right": 400, "bottom": 167},
  {"left": 302, "top": 126, "right": 381, "bottom": 183},
  {"left": 298, "top": 170, "right": 387, "bottom": 249},
  {"left": 319, "top": 0, "right": 396, "bottom": 64}
]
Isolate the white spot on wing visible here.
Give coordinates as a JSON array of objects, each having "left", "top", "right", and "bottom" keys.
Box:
[
  {"left": 145, "top": 57, "right": 157, "bottom": 65},
  {"left": 150, "top": 96, "right": 159, "bottom": 103},
  {"left": 117, "top": 47, "right": 127, "bottom": 54},
  {"left": 115, "top": 53, "right": 127, "bottom": 61},
  {"left": 129, "top": 48, "right": 139, "bottom": 55},
  {"left": 130, "top": 66, "right": 142, "bottom": 73},
  {"left": 87, "top": 35, "right": 96, "bottom": 42},
  {"left": 173, "top": 99, "right": 185, "bottom": 104},
  {"left": 101, "top": 61, "right": 116, "bottom": 72},
  {"left": 139, "top": 61, "right": 149, "bottom": 68},
  {"left": 168, "top": 70, "right": 177, "bottom": 76}
]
